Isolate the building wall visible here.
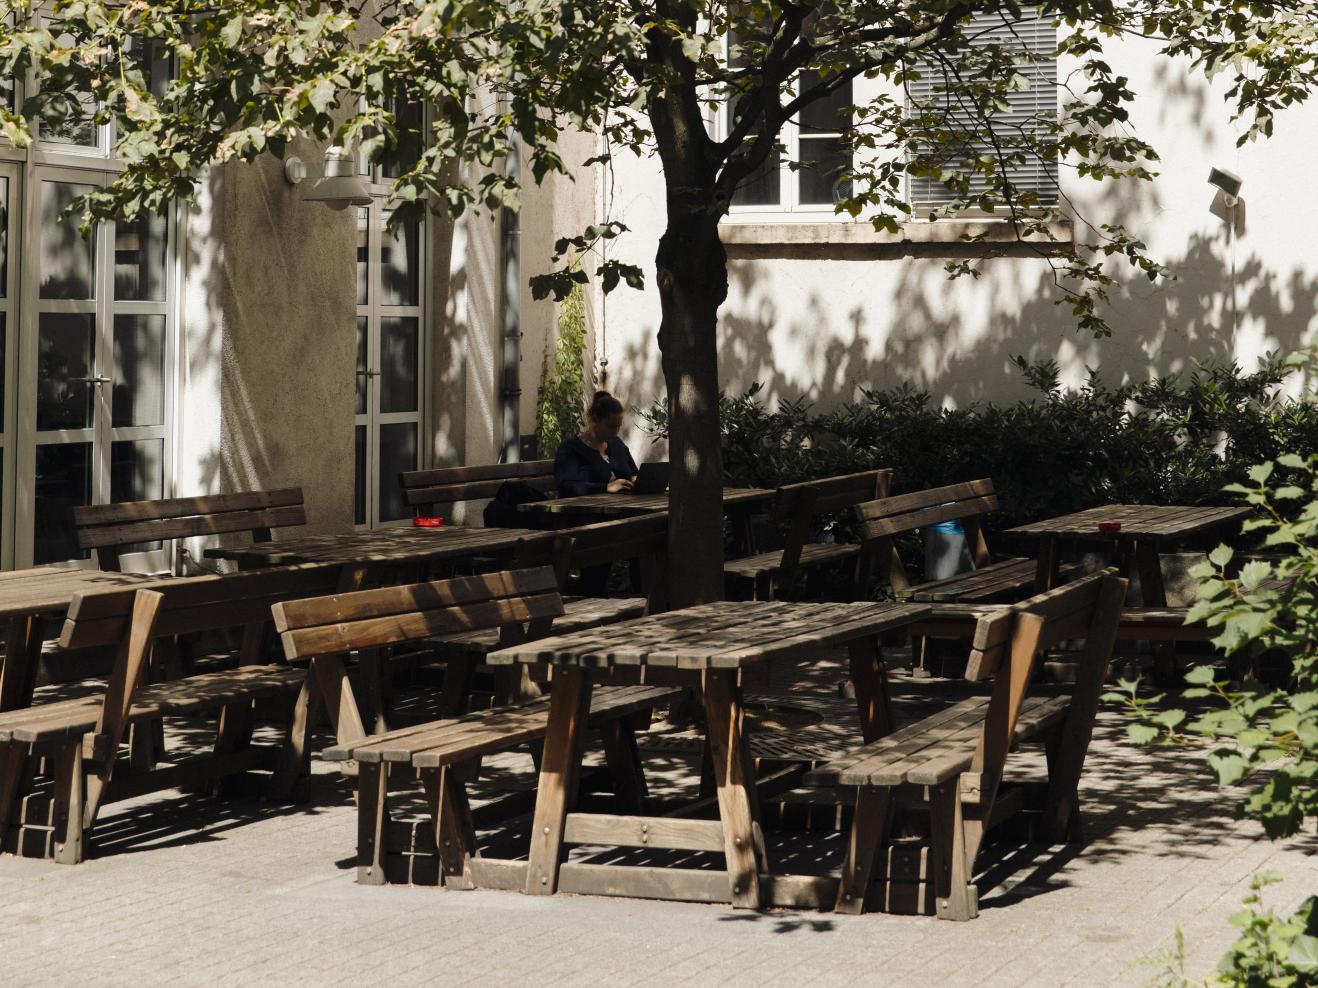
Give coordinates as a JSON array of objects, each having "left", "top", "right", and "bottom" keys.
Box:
[{"left": 583, "top": 38, "right": 1318, "bottom": 455}]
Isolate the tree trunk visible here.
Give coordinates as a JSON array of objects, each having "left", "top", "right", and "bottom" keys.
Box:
[{"left": 656, "top": 209, "right": 728, "bottom": 609}]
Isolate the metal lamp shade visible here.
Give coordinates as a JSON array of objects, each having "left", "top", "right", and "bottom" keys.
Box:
[{"left": 303, "top": 174, "right": 372, "bottom": 210}]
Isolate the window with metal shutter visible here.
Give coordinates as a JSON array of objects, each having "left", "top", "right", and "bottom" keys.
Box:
[{"left": 906, "top": 11, "right": 1058, "bottom": 207}]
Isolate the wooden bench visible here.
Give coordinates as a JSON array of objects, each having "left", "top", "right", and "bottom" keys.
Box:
[
  {"left": 724, "top": 469, "right": 891, "bottom": 600},
  {"left": 912, "top": 603, "right": 1214, "bottom": 643},
  {"left": 399, "top": 461, "right": 555, "bottom": 518},
  {"left": 856, "top": 479, "right": 1075, "bottom": 604},
  {"left": 429, "top": 514, "right": 669, "bottom": 712},
  {"left": 275, "top": 566, "right": 679, "bottom": 888},
  {"left": 0, "top": 562, "right": 355, "bottom": 864},
  {"left": 803, "top": 569, "right": 1127, "bottom": 919},
  {"left": 73, "top": 488, "right": 307, "bottom": 571}
]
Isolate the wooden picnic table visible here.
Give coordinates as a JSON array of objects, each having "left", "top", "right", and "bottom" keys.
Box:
[
  {"left": 0, "top": 567, "right": 176, "bottom": 712},
  {"left": 486, "top": 598, "right": 929, "bottom": 909},
  {"left": 1006, "top": 504, "right": 1252, "bottom": 606},
  {"left": 204, "top": 524, "right": 555, "bottom": 570},
  {"left": 517, "top": 486, "right": 774, "bottom": 518}
]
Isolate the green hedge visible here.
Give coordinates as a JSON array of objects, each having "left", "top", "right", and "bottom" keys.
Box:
[{"left": 641, "top": 356, "right": 1318, "bottom": 538}]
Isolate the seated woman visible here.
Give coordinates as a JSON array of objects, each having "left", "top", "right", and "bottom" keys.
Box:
[{"left": 554, "top": 390, "right": 639, "bottom": 496}]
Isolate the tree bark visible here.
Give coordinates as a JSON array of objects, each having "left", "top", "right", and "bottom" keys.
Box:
[{"left": 655, "top": 207, "right": 728, "bottom": 608}]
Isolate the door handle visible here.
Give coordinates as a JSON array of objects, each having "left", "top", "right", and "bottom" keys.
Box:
[
  {"left": 69, "top": 375, "right": 112, "bottom": 386},
  {"left": 356, "top": 369, "right": 381, "bottom": 378}
]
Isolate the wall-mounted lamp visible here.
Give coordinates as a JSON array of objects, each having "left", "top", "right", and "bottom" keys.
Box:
[
  {"left": 1208, "top": 167, "right": 1243, "bottom": 208},
  {"left": 284, "top": 145, "right": 372, "bottom": 210}
]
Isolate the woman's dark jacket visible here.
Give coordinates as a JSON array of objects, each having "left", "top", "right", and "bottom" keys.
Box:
[{"left": 553, "top": 435, "right": 638, "bottom": 496}]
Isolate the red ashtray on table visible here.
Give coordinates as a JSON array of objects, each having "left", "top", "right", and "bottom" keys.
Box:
[
  {"left": 1097, "top": 521, "right": 1122, "bottom": 534},
  {"left": 412, "top": 516, "right": 445, "bottom": 528}
]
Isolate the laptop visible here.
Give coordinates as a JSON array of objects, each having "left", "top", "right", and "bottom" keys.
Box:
[{"left": 628, "top": 461, "right": 671, "bottom": 495}]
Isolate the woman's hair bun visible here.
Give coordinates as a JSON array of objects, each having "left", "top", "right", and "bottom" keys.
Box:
[{"left": 587, "top": 390, "right": 624, "bottom": 420}]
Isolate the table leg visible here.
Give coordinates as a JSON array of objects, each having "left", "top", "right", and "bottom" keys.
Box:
[
  {"left": 1134, "top": 542, "right": 1168, "bottom": 607},
  {"left": 1034, "top": 537, "right": 1060, "bottom": 592},
  {"left": 848, "top": 635, "right": 893, "bottom": 743},
  {"left": 525, "top": 666, "right": 593, "bottom": 895},
  {"left": 0, "top": 614, "right": 43, "bottom": 712},
  {"left": 703, "top": 669, "right": 763, "bottom": 909}
]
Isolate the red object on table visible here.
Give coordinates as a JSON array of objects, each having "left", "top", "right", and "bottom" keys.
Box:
[
  {"left": 412, "top": 516, "right": 444, "bottom": 528},
  {"left": 1098, "top": 521, "right": 1122, "bottom": 533}
]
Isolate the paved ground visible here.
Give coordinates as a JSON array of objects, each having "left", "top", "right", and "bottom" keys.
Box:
[{"left": 1, "top": 666, "right": 1314, "bottom": 987}]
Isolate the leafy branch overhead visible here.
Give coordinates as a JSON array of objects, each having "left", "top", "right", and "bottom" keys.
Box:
[{"left": 1, "top": 0, "right": 1315, "bottom": 336}]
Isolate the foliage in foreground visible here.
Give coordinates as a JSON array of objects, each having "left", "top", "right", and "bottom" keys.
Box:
[
  {"left": 1143, "top": 874, "right": 1318, "bottom": 988},
  {"left": 640, "top": 354, "right": 1318, "bottom": 537}
]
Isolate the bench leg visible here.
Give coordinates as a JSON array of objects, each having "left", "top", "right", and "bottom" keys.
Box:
[
  {"left": 525, "top": 666, "right": 593, "bottom": 896},
  {"left": 600, "top": 718, "right": 649, "bottom": 815},
  {"left": 213, "top": 698, "right": 257, "bottom": 797},
  {"left": 848, "top": 636, "right": 893, "bottom": 743},
  {"left": 271, "top": 674, "right": 319, "bottom": 800},
  {"left": 0, "top": 741, "right": 27, "bottom": 849},
  {"left": 928, "top": 780, "right": 977, "bottom": 921},
  {"left": 836, "top": 787, "right": 891, "bottom": 915},
  {"left": 356, "top": 761, "right": 389, "bottom": 885},
  {"left": 439, "top": 655, "right": 476, "bottom": 717},
  {"left": 425, "top": 766, "right": 477, "bottom": 890},
  {"left": 704, "top": 670, "right": 763, "bottom": 909},
  {"left": 51, "top": 739, "right": 87, "bottom": 865}
]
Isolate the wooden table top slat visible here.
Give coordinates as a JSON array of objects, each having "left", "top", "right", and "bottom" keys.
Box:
[
  {"left": 518, "top": 486, "right": 773, "bottom": 516},
  {"left": 487, "top": 600, "right": 930, "bottom": 670},
  {"left": 203, "top": 525, "right": 555, "bottom": 567},
  {"left": 1005, "top": 504, "right": 1252, "bottom": 541},
  {"left": 0, "top": 568, "right": 174, "bottom": 619}
]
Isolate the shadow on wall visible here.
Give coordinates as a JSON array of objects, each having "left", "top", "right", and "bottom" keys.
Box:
[{"left": 611, "top": 223, "right": 1317, "bottom": 438}]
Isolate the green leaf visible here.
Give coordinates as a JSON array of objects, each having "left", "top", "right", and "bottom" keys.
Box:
[
  {"left": 308, "top": 79, "right": 337, "bottom": 114},
  {"left": 1127, "top": 723, "right": 1160, "bottom": 745},
  {"left": 220, "top": 16, "right": 244, "bottom": 48},
  {"left": 1208, "top": 545, "right": 1235, "bottom": 568},
  {"left": 1184, "top": 664, "right": 1217, "bottom": 686},
  {"left": 1208, "top": 750, "right": 1252, "bottom": 786},
  {"left": 1248, "top": 462, "right": 1275, "bottom": 484},
  {"left": 1289, "top": 934, "right": 1318, "bottom": 973}
]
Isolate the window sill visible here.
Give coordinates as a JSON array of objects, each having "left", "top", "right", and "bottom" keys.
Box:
[{"left": 720, "top": 218, "right": 1073, "bottom": 248}]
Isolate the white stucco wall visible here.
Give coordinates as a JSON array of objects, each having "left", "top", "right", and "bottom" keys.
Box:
[{"left": 579, "top": 36, "right": 1318, "bottom": 454}]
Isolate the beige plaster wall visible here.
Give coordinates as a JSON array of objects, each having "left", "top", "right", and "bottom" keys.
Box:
[
  {"left": 581, "top": 38, "right": 1318, "bottom": 455},
  {"left": 174, "top": 141, "right": 357, "bottom": 559}
]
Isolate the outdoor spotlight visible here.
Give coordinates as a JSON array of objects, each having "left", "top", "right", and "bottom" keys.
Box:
[
  {"left": 284, "top": 146, "right": 372, "bottom": 210},
  {"left": 1207, "top": 167, "right": 1243, "bottom": 205}
]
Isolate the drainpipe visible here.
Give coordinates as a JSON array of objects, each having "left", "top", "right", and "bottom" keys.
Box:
[{"left": 499, "top": 134, "right": 522, "bottom": 463}]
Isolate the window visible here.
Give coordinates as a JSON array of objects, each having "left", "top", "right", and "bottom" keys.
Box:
[
  {"left": 906, "top": 11, "right": 1058, "bottom": 208},
  {"left": 725, "top": 21, "right": 854, "bottom": 214}
]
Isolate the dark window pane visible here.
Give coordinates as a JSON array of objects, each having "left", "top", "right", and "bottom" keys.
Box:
[
  {"left": 356, "top": 208, "right": 369, "bottom": 305},
  {"left": 0, "top": 314, "right": 5, "bottom": 434},
  {"left": 354, "top": 424, "right": 367, "bottom": 526},
  {"left": 35, "top": 442, "right": 92, "bottom": 563},
  {"left": 111, "top": 439, "right": 163, "bottom": 503},
  {"left": 379, "top": 317, "right": 418, "bottom": 414},
  {"left": 355, "top": 316, "right": 368, "bottom": 415},
  {"left": 731, "top": 148, "right": 781, "bottom": 206},
  {"left": 114, "top": 210, "right": 168, "bottom": 301},
  {"left": 799, "top": 74, "right": 851, "bottom": 134},
  {"left": 380, "top": 98, "right": 422, "bottom": 180},
  {"left": 0, "top": 175, "right": 8, "bottom": 299},
  {"left": 377, "top": 422, "right": 417, "bottom": 522},
  {"left": 38, "top": 22, "right": 99, "bottom": 147},
  {"left": 798, "top": 138, "right": 852, "bottom": 204},
  {"left": 40, "top": 182, "right": 96, "bottom": 300},
  {"left": 37, "top": 314, "right": 94, "bottom": 431},
  {"left": 380, "top": 213, "right": 420, "bottom": 307},
  {"left": 112, "top": 315, "right": 166, "bottom": 427}
]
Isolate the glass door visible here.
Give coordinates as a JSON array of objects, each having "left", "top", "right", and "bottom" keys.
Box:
[
  {"left": 355, "top": 202, "right": 424, "bottom": 528},
  {"left": 17, "top": 166, "right": 172, "bottom": 568},
  {"left": 0, "top": 163, "right": 17, "bottom": 569}
]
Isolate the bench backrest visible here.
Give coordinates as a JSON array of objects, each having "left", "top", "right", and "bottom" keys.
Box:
[
  {"left": 73, "top": 488, "right": 307, "bottom": 571},
  {"left": 59, "top": 562, "right": 345, "bottom": 653},
  {"left": 272, "top": 566, "right": 565, "bottom": 660},
  {"left": 853, "top": 479, "right": 997, "bottom": 590},
  {"left": 962, "top": 568, "right": 1126, "bottom": 857},
  {"left": 548, "top": 513, "right": 670, "bottom": 613},
  {"left": 771, "top": 469, "right": 892, "bottom": 592},
  {"left": 399, "top": 461, "right": 556, "bottom": 516}
]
